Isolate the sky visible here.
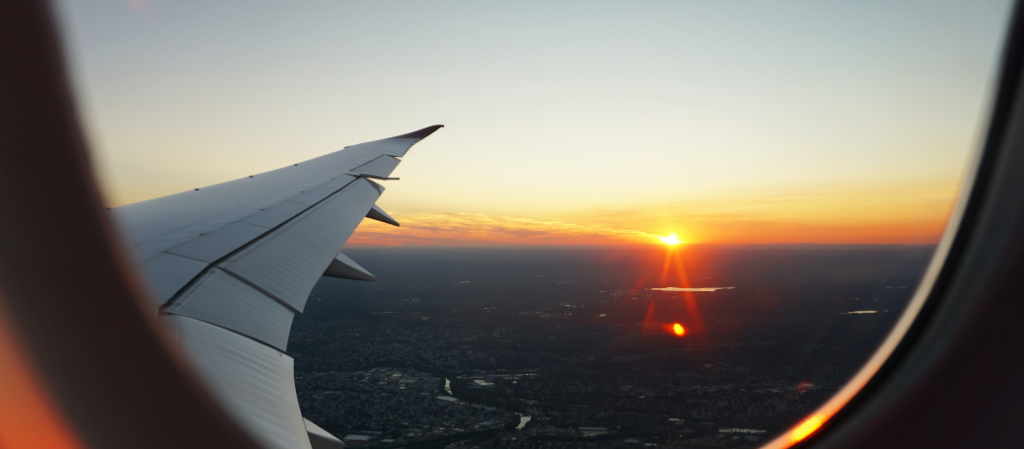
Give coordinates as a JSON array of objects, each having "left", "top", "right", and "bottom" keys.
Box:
[{"left": 53, "top": 0, "right": 1014, "bottom": 246}]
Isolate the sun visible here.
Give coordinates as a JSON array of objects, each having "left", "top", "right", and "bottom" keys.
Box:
[{"left": 660, "top": 233, "right": 681, "bottom": 245}]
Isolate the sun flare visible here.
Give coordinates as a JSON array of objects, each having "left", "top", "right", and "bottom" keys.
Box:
[
  {"left": 660, "top": 233, "right": 682, "bottom": 245},
  {"left": 672, "top": 323, "right": 686, "bottom": 337}
]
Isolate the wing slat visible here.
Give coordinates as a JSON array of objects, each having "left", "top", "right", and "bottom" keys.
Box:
[
  {"left": 166, "top": 222, "right": 270, "bottom": 263},
  {"left": 239, "top": 201, "right": 309, "bottom": 229}
]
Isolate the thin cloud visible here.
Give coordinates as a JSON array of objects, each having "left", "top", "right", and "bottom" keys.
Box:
[{"left": 348, "top": 212, "right": 663, "bottom": 246}]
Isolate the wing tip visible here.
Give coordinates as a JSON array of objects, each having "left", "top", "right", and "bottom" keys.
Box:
[{"left": 388, "top": 124, "right": 444, "bottom": 140}]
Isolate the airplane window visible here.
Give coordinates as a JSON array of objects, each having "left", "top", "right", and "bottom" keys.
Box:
[{"left": 50, "top": 1, "right": 1014, "bottom": 449}]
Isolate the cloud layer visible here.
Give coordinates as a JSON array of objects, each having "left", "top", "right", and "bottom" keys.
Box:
[
  {"left": 353, "top": 183, "right": 959, "bottom": 246},
  {"left": 348, "top": 213, "right": 664, "bottom": 246}
]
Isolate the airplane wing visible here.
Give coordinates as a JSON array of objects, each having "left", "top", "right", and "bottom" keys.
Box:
[{"left": 109, "top": 125, "right": 443, "bottom": 449}]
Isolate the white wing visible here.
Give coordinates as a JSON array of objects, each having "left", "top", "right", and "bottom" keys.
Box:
[{"left": 111, "top": 125, "right": 442, "bottom": 449}]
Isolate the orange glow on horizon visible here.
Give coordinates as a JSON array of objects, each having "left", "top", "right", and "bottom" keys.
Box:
[
  {"left": 346, "top": 182, "right": 956, "bottom": 247},
  {"left": 672, "top": 323, "right": 685, "bottom": 336},
  {"left": 790, "top": 413, "right": 828, "bottom": 443}
]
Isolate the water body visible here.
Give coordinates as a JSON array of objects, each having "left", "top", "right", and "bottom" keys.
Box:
[
  {"left": 516, "top": 414, "right": 532, "bottom": 430},
  {"left": 444, "top": 378, "right": 452, "bottom": 395}
]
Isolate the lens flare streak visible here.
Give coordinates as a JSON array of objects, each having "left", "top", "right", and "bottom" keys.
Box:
[{"left": 790, "top": 413, "right": 828, "bottom": 443}]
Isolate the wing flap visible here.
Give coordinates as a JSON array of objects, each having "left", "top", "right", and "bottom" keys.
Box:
[
  {"left": 165, "top": 269, "right": 295, "bottom": 350},
  {"left": 162, "top": 315, "right": 311, "bottom": 449},
  {"left": 304, "top": 418, "right": 345, "bottom": 449},
  {"left": 220, "top": 179, "right": 381, "bottom": 312}
]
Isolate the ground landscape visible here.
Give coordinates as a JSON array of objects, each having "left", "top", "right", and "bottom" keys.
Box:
[{"left": 290, "top": 245, "right": 933, "bottom": 449}]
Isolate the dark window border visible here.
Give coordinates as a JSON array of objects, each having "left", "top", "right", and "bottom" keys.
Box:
[{"left": 1, "top": 1, "right": 1023, "bottom": 448}]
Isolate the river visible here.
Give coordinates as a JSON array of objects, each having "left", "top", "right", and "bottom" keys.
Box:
[{"left": 516, "top": 414, "right": 532, "bottom": 430}]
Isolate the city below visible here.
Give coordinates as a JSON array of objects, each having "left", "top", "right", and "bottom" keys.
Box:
[{"left": 290, "top": 246, "right": 931, "bottom": 449}]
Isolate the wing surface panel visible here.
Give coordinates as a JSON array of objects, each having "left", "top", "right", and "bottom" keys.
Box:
[
  {"left": 120, "top": 169, "right": 353, "bottom": 265},
  {"left": 112, "top": 125, "right": 439, "bottom": 264},
  {"left": 138, "top": 253, "right": 209, "bottom": 307},
  {"left": 350, "top": 155, "right": 401, "bottom": 178},
  {"left": 288, "top": 182, "right": 350, "bottom": 206},
  {"left": 119, "top": 125, "right": 442, "bottom": 449}
]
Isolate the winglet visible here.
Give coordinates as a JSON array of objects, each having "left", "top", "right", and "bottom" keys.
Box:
[{"left": 387, "top": 124, "right": 444, "bottom": 140}]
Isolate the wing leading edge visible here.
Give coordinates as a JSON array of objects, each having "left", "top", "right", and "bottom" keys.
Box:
[{"left": 112, "top": 125, "right": 442, "bottom": 449}]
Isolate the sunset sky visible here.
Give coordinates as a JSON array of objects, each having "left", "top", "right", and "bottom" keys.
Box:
[{"left": 54, "top": 1, "right": 1013, "bottom": 246}]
